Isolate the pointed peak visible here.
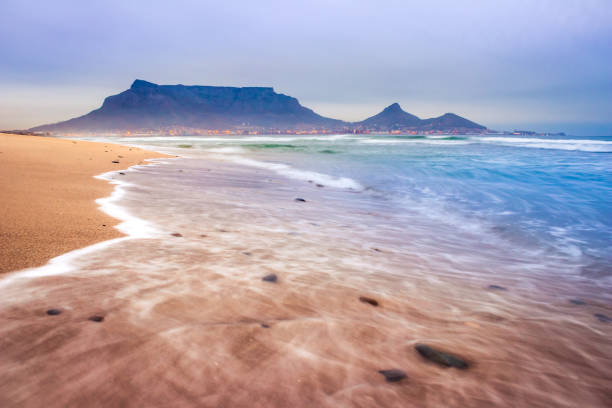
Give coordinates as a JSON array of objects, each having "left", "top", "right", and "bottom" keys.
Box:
[
  {"left": 383, "top": 102, "right": 403, "bottom": 112},
  {"left": 130, "top": 79, "right": 158, "bottom": 89}
]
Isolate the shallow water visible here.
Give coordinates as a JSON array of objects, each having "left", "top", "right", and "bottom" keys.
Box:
[{"left": 1, "top": 134, "right": 611, "bottom": 407}]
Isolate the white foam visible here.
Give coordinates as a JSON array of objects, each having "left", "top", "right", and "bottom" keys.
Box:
[
  {"left": 474, "top": 137, "right": 612, "bottom": 152},
  {"left": 358, "top": 139, "right": 471, "bottom": 145},
  {"left": 209, "top": 153, "right": 363, "bottom": 190}
]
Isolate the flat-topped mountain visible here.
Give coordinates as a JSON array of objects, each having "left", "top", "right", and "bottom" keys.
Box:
[
  {"left": 33, "top": 80, "right": 345, "bottom": 132},
  {"left": 355, "top": 103, "right": 486, "bottom": 132},
  {"left": 32, "top": 80, "right": 487, "bottom": 134}
]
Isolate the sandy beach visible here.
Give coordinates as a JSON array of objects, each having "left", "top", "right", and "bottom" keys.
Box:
[
  {"left": 0, "top": 133, "right": 168, "bottom": 273},
  {"left": 0, "top": 143, "right": 610, "bottom": 407}
]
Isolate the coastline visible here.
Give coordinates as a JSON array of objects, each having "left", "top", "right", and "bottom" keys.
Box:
[{"left": 0, "top": 133, "right": 170, "bottom": 274}]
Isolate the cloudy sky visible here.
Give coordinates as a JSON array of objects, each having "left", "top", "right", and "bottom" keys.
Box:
[{"left": 1, "top": 0, "right": 611, "bottom": 134}]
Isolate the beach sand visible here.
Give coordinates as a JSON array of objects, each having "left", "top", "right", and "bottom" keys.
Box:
[{"left": 0, "top": 133, "right": 168, "bottom": 273}]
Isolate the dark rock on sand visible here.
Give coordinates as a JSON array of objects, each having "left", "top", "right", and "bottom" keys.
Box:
[
  {"left": 415, "top": 344, "right": 469, "bottom": 369},
  {"left": 261, "top": 323, "right": 270, "bottom": 328},
  {"left": 594, "top": 313, "right": 612, "bottom": 323},
  {"left": 570, "top": 299, "right": 586, "bottom": 305},
  {"left": 294, "top": 198, "right": 306, "bottom": 202},
  {"left": 359, "top": 296, "right": 379, "bottom": 307},
  {"left": 262, "top": 274, "right": 278, "bottom": 283},
  {"left": 112, "top": 160, "right": 119, "bottom": 163},
  {"left": 119, "top": 172, "right": 125, "bottom": 175},
  {"left": 171, "top": 233, "right": 183, "bottom": 237},
  {"left": 488, "top": 285, "right": 507, "bottom": 291},
  {"left": 372, "top": 248, "right": 382, "bottom": 252},
  {"left": 46, "top": 309, "right": 62, "bottom": 316},
  {"left": 316, "top": 184, "right": 324, "bottom": 187},
  {"left": 243, "top": 252, "right": 252, "bottom": 256},
  {"left": 378, "top": 369, "right": 407, "bottom": 382},
  {"left": 88, "top": 315, "right": 104, "bottom": 322}
]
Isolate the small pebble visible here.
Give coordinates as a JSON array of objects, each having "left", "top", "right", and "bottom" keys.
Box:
[
  {"left": 119, "top": 172, "right": 125, "bottom": 175},
  {"left": 46, "top": 309, "right": 62, "bottom": 316},
  {"left": 112, "top": 160, "right": 119, "bottom": 163},
  {"left": 294, "top": 198, "right": 306, "bottom": 202},
  {"left": 261, "top": 323, "right": 270, "bottom": 328},
  {"left": 171, "top": 233, "right": 183, "bottom": 237},
  {"left": 316, "top": 184, "right": 324, "bottom": 188},
  {"left": 415, "top": 344, "right": 469, "bottom": 369},
  {"left": 88, "top": 315, "right": 104, "bottom": 322},
  {"left": 488, "top": 285, "right": 507, "bottom": 291},
  {"left": 262, "top": 274, "right": 278, "bottom": 283},
  {"left": 570, "top": 299, "right": 586, "bottom": 305},
  {"left": 378, "top": 369, "right": 407, "bottom": 383},
  {"left": 594, "top": 313, "right": 612, "bottom": 323},
  {"left": 359, "top": 296, "right": 379, "bottom": 307},
  {"left": 243, "top": 252, "right": 252, "bottom": 256}
]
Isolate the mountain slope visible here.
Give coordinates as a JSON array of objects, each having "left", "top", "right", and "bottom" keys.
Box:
[
  {"left": 33, "top": 80, "right": 345, "bottom": 132},
  {"left": 356, "top": 103, "right": 421, "bottom": 129}
]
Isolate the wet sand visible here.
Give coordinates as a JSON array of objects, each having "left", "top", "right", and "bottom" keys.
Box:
[
  {"left": 0, "top": 155, "right": 610, "bottom": 407},
  {"left": 0, "top": 133, "right": 168, "bottom": 273}
]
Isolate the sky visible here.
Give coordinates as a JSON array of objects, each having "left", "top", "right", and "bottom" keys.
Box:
[{"left": 1, "top": 0, "right": 611, "bottom": 135}]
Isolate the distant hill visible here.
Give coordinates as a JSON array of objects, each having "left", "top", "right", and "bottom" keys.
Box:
[
  {"left": 355, "top": 103, "right": 486, "bottom": 132},
  {"left": 32, "top": 80, "right": 487, "bottom": 134},
  {"left": 33, "top": 80, "right": 345, "bottom": 133},
  {"left": 356, "top": 103, "right": 420, "bottom": 130}
]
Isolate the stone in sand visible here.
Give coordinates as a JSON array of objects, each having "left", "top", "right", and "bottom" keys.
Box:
[
  {"left": 112, "top": 160, "right": 119, "bottom": 163},
  {"left": 262, "top": 274, "right": 278, "bottom": 283},
  {"left": 261, "top": 323, "right": 270, "bottom": 328},
  {"left": 171, "top": 233, "right": 183, "bottom": 237},
  {"left": 378, "top": 369, "right": 407, "bottom": 382},
  {"left": 488, "top": 285, "right": 507, "bottom": 291},
  {"left": 359, "top": 296, "right": 379, "bottom": 307},
  {"left": 46, "top": 309, "right": 62, "bottom": 316},
  {"left": 570, "top": 299, "right": 586, "bottom": 305},
  {"left": 88, "top": 315, "right": 104, "bottom": 322},
  {"left": 294, "top": 198, "right": 306, "bottom": 202},
  {"left": 594, "top": 313, "right": 612, "bottom": 323},
  {"left": 316, "top": 184, "right": 324, "bottom": 187},
  {"left": 243, "top": 252, "right": 252, "bottom": 256},
  {"left": 119, "top": 172, "right": 125, "bottom": 175},
  {"left": 415, "top": 344, "right": 469, "bottom": 369}
]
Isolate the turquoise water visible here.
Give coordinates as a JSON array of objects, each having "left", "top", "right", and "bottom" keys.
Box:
[{"left": 113, "top": 133, "right": 612, "bottom": 279}]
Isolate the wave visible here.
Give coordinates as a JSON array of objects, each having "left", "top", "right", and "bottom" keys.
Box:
[
  {"left": 206, "top": 149, "right": 363, "bottom": 190},
  {"left": 474, "top": 137, "right": 612, "bottom": 152},
  {"left": 358, "top": 138, "right": 472, "bottom": 145}
]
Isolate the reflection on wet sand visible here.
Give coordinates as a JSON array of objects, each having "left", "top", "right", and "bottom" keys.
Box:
[{"left": 1, "top": 157, "right": 611, "bottom": 407}]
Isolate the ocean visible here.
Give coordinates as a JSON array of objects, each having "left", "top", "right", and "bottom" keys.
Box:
[
  {"left": 3, "top": 132, "right": 611, "bottom": 406},
  {"left": 117, "top": 133, "right": 612, "bottom": 282}
]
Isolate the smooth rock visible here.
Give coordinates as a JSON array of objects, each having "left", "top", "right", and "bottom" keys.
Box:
[
  {"left": 294, "top": 198, "right": 306, "bottom": 202},
  {"left": 119, "top": 172, "right": 125, "bottom": 175},
  {"left": 378, "top": 369, "right": 407, "bottom": 382},
  {"left": 488, "top": 285, "right": 507, "bottom": 291},
  {"left": 415, "top": 344, "right": 469, "bottom": 369},
  {"left": 171, "top": 233, "right": 183, "bottom": 237},
  {"left": 88, "top": 315, "right": 104, "bottom": 322},
  {"left": 46, "top": 309, "right": 62, "bottom": 316},
  {"left": 594, "top": 313, "right": 612, "bottom": 323},
  {"left": 359, "top": 296, "right": 379, "bottom": 307},
  {"left": 261, "top": 323, "right": 270, "bottom": 328},
  {"left": 112, "top": 160, "right": 119, "bottom": 163},
  {"left": 262, "top": 274, "right": 278, "bottom": 283},
  {"left": 570, "top": 299, "right": 586, "bottom": 305}
]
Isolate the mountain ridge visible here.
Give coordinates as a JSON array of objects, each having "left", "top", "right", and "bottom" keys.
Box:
[{"left": 32, "top": 80, "right": 487, "bottom": 134}]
